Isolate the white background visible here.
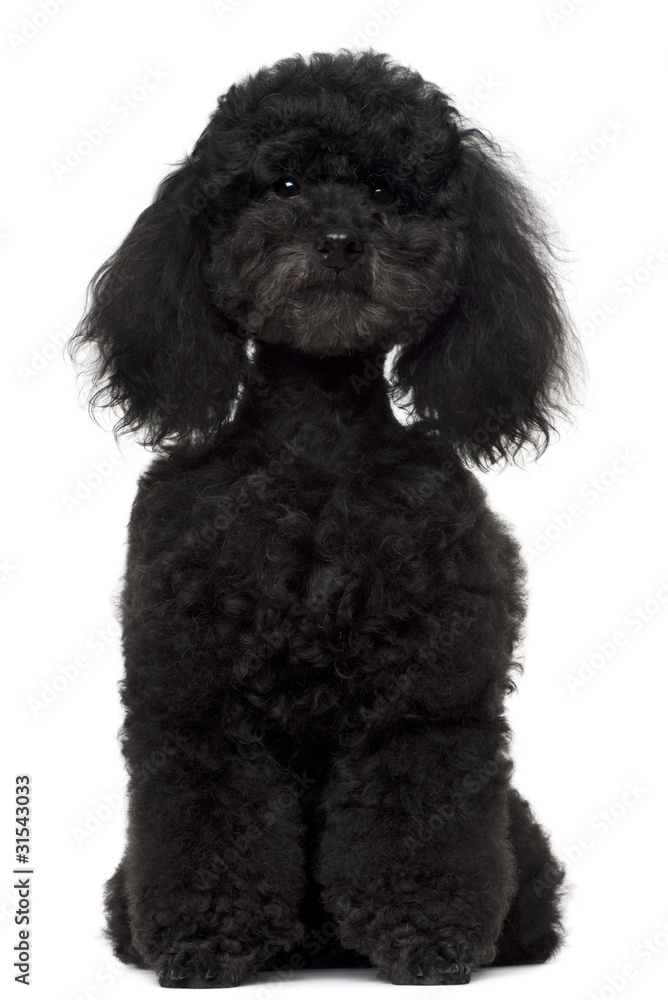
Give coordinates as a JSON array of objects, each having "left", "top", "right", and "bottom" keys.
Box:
[{"left": 2, "top": 0, "right": 667, "bottom": 997}]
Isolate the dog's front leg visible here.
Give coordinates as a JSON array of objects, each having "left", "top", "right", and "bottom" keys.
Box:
[
  {"left": 113, "top": 713, "right": 307, "bottom": 988},
  {"left": 314, "top": 722, "right": 517, "bottom": 986}
]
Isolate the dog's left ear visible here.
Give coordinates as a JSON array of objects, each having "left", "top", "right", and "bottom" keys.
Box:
[
  {"left": 68, "top": 144, "right": 249, "bottom": 449},
  {"left": 392, "top": 131, "right": 579, "bottom": 465}
]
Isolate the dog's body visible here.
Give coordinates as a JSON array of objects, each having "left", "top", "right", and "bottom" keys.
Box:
[{"left": 71, "top": 51, "right": 574, "bottom": 987}]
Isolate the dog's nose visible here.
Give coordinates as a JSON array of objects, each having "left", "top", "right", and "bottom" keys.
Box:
[{"left": 315, "top": 230, "right": 364, "bottom": 269}]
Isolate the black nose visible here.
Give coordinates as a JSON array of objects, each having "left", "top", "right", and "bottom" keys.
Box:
[{"left": 315, "top": 230, "right": 364, "bottom": 269}]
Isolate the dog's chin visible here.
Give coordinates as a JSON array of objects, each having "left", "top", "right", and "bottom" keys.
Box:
[{"left": 242, "top": 287, "right": 415, "bottom": 358}]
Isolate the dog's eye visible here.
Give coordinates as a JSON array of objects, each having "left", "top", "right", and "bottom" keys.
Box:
[
  {"left": 370, "top": 181, "right": 397, "bottom": 206},
  {"left": 273, "top": 177, "right": 301, "bottom": 199}
]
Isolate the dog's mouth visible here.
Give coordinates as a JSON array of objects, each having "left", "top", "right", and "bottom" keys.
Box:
[
  {"left": 231, "top": 257, "right": 435, "bottom": 355},
  {"left": 243, "top": 281, "right": 412, "bottom": 357},
  {"left": 297, "top": 284, "right": 373, "bottom": 299}
]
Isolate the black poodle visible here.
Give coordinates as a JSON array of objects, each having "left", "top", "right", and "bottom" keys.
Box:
[{"left": 69, "top": 49, "right": 576, "bottom": 988}]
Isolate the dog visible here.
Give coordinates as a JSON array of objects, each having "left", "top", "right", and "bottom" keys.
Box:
[{"left": 69, "top": 49, "right": 577, "bottom": 988}]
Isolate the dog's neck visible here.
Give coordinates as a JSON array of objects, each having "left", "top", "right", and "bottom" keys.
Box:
[{"left": 236, "top": 340, "right": 395, "bottom": 438}]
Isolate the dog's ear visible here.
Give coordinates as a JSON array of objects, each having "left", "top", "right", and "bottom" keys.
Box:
[
  {"left": 69, "top": 150, "right": 248, "bottom": 448},
  {"left": 391, "top": 131, "right": 578, "bottom": 465}
]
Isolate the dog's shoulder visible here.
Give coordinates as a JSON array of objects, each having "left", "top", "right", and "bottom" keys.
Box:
[{"left": 124, "top": 447, "right": 234, "bottom": 557}]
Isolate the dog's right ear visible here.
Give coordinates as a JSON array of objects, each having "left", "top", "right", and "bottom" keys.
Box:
[{"left": 68, "top": 151, "right": 249, "bottom": 448}]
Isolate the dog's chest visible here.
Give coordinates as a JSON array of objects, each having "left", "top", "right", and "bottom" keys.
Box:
[
  {"left": 189, "top": 454, "right": 485, "bottom": 734},
  {"left": 212, "top": 457, "right": 457, "bottom": 656}
]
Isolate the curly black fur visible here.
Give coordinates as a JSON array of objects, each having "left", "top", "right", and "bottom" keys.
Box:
[{"left": 69, "top": 49, "right": 576, "bottom": 988}]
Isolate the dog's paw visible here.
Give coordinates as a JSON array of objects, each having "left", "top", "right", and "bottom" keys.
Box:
[
  {"left": 412, "top": 958, "right": 471, "bottom": 985},
  {"left": 157, "top": 951, "right": 249, "bottom": 989},
  {"left": 375, "top": 942, "right": 479, "bottom": 986},
  {"left": 379, "top": 958, "right": 472, "bottom": 986}
]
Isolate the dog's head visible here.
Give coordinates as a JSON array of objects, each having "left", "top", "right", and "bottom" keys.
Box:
[{"left": 70, "top": 49, "right": 578, "bottom": 463}]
